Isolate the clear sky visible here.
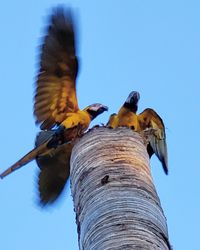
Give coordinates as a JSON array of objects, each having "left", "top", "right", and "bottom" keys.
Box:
[{"left": 0, "top": 1, "right": 199, "bottom": 249}]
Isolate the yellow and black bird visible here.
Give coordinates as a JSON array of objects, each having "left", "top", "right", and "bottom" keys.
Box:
[
  {"left": 107, "top": 91, "right": 168, "bottom": 174},
  {"left": 0, "top": 8, "right": 108, "bottom": 181}
]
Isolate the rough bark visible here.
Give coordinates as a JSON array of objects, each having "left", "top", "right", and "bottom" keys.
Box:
[{"left": 70, "top": 127, "right": 171, "bottom": 250}]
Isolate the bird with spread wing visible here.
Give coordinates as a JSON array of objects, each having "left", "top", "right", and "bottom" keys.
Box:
[
  {"left": 0, "top": 8, "right": 108, "bottom": 184},
  {"left": 107, "top": 91, "right": 168, "bottom": 174}
]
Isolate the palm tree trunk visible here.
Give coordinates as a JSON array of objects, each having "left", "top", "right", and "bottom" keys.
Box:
[{"left": 70, "top": 127, "right": 171, "bottom": 250}]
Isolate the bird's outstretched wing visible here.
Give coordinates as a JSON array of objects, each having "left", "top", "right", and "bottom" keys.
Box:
[
  {"left": 34, "top": 8, "right": 79, "bottom": 130},
  {"left": 35, "top": 131, "right": 72, "bottom": 205},
  {"left": 138, "top": 108, "right": 168, "bottom": 174}
]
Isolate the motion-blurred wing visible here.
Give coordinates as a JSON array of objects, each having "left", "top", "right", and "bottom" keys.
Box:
[
  {"left": 138, "top": 108, "right": 168, "bottom": 174},
  {"left": 35, "top": 131, "right": 73, "bottom": 205},
  {"left": 34, "top": 8, "right": 79, "bottom": 130}
]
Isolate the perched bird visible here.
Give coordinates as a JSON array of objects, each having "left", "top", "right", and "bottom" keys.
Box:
[
  {"left": 0, "top": 8, "right": 108, "bottom": 180},
  {"left": 107, "top": 91, "right": 168, "bottom": 174}
]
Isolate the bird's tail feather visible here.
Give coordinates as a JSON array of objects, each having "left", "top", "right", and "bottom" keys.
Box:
[{"left": 0, "top": 142, "right": 49, "bottom": 179}]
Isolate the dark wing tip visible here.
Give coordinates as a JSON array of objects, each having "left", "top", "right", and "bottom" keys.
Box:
[
  {"left": 49, "top": 6, "right": 77, "bottom": 52},
  {"left": 159, "top": 139, "right": 168, "bottom": 175},
  {"left": 161, "top": 155, "right": 168, "bottom": 175},
  {"left": 148, "top": 135, "right": 168, "bottom": 175},
  {"left": 38, "top": 6, "right": 79, "bottom": 75},
  {"left": 37, "top": 168, "right": 68, "bottom": 206},
  {"left": 51, "top": 6, "right": 73, "bottom": 25}
]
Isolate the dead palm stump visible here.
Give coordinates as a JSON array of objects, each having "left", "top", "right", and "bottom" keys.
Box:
[{"left": 70, "top": 127, "right": 171, "bottom": 250}]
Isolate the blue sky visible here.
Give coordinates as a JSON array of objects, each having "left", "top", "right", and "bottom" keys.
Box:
[{"left": 0, "top": 1, "right": 199, "bottom": 249}]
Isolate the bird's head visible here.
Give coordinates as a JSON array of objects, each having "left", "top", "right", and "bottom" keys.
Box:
[
  {"left": 124, "top": 91, "right": 140, "bottom": 112},
  {"left": 85, "top": 103, "right": 108, "bottom": 120}
]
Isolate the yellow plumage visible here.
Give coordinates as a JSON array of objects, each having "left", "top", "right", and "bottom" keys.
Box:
[
  {"left": 107, "top": 91, "right": 168, "bottom": 175},
  {"left": 0, "top": 8, "right": 108, "bottom": 193}
]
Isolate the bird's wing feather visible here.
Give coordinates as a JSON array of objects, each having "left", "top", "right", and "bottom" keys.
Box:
[
  {"left": 35, "top": 130, "right": 72, "bottom": 205},
  {"left": 34, "top": 8, "right": 79, "bottom": 130},
  {"left": 106, "top": 113, "right": 118, "bottom": 128},
  {"left": 138, "top": 108, "right": 168, "bottom": 174}
]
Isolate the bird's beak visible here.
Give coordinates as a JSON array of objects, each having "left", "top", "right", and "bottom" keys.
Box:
[
  {"left": 101, "top": 105, "right": 108, "bottom": 112},
  {"left": 133, "top": 91, "right": 140, "bottom": 101},
  {"left": 126, "top": 91, "right": 140, "bottom": 104}
]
